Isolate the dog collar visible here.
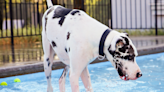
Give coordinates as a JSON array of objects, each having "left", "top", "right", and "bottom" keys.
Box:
[{"left": 99, "top": 29, "right": 111, "bottom": 60}]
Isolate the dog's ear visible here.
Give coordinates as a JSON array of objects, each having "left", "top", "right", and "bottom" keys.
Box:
[
  {"left": 123, "top": 32, "right": 129, "bottom": 37},
  {"left": 108, "top": 36, "right": 124, "bottom": 57},
  {"left": 108, "top": 36, "right": 123, "bottom": 52},
  {"left": 116, "top": 39, "right": 124, "bottom": 48}
]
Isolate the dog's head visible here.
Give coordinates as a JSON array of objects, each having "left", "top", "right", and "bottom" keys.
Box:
[{"left": 105, "top": 32, "right": 142, "bottom": 81}]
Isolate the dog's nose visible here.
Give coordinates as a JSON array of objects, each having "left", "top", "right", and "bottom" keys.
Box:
[{"left": 136, "top": 72, "right": 142, "bottom": 78}]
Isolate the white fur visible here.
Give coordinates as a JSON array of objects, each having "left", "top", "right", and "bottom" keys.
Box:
[{"left": 42, "top": 1, "right": 141, "bottom": 92}]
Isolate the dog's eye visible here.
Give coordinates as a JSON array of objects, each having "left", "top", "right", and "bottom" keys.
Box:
[
  {"left": 124, "top": 55, "right": 134, "bottom": 60},
  {"left": 128, "top": 56, "right": 134, "bottom": 60},
  {"left": 124, "top": 56, "right": 128, "bottom": 59},
  {"left": 129, "top": 56, "right": 132, "bottom": 60}
]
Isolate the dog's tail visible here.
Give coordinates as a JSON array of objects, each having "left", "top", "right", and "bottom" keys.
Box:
[{"left": 46, "top": 0, "right": 53, "bottom": 8}]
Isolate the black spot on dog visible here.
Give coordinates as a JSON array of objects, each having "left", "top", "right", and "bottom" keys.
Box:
[
  {"left": 47, "top": 73, "right": 51, "bottom": 79},
  {"left": 52, "top": 7, "right": 72, "bottom": 26},
  {"left": 118, "top": 62, "right": 123, "bottom": 67},
  {"left": 46, "top": 58, "right": 49, "bottom": 61},
  {"left": 116, "top": 39, "right": 123, "bottom": 44},
  {"left": 123, "top": 55, "right": 135, "bottom": 61},
  {"left": 115, "top": 52, "right": 121, "bottom": 55},
  {"left": 52, "top": 41, "right": 57, "bottom": 47},
  {"left": 47, "top": 7, "right": 54, "bottom": 15},
  {"left": 124, "top": 32, "right": 129, "bottom": 37},
  {"left": 124, "top": 55, "right": 129, "bottom": 60},
  {"left": 115, "top": 62, "right": 117, "bottom": 69},
  {"left": 59, "top": 67, "right": 68, "bottom": 79},
  {"left": 121, "top": 36, "right": 129, "bottom": 45},
  {"left": 128, "top": 45, "right": 134, "bottom": 54},
  {"left": 108, "top": 45, "right": 115, "bottom": 57},
  {"left": 119, "top": 47, "right": 126, "bottom": 53},
  {"left": 67, "top": 32, "right": 70, "bottom": 40},
  {"left": 46, "top": 58, "right": 50, "bottom": 66},
  {"left": 71, "top": 10, "right": 80, "bottom": 15},
  {"left": 65, "top": 48, "right": 67, "bottom": 53},
  {"left": 45, "top": 17, "right": 48, "bottom": 32},
  {"left": 118, "top": 44, "right": 129, "bottom": 53},
  {"left": 52, "top": 7, "right": 72, "bottom": 18},
  {"left": 64, "top": 71, "right": 66, "bottom": 77},
  {"left": 59, "top": 17, "right": 65, "bottom": 26},
  {"left": 124, "top": 38, "right": 129, "bottom": 45},
  {"left": 64, "top": 67, "right": 68, "bottom": 77},
  {"left": 118, "top": 67, "right": 124, "bottom": 76},
  {"left": 48, "top": 62, "right": 50, "bottom": 67}
]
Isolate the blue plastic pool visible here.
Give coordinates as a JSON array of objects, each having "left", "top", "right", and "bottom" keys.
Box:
[{"left": 0, "top": 52, "right": 164, "bottom": 92}]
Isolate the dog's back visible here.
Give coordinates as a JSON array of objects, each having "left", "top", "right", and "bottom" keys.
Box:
[{"left": 42, "top": 4, "right": 108, "bottom": 63}]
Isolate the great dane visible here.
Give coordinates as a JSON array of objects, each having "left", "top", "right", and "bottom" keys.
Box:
[{"left": 42, "top": 0, "right": 142, "bottom": 92}]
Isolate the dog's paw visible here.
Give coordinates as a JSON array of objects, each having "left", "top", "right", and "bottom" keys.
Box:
[{"left": 47, "top": 86, "right": 53, "bottom": 92}]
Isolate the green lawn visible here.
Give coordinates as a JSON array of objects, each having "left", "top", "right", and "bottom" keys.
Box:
[{"left": 117, "top": 29, "right": 164, "bottom": 36}]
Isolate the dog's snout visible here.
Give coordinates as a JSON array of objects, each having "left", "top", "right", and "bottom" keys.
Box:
[{"left": 136, "top": 72, "right": 142, "bottom": 78}]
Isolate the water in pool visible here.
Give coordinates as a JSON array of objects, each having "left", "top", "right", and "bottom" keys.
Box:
[{"left": 0, "top": 52, "right": 164, "bottom": 92}]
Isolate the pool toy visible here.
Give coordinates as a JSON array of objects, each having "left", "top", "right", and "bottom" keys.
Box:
[
  {"left": 14, "top": 78, "right": 21, "bottom": 82},
  {"left": 0, "top": 81, "right": 7, "bottom": 86}
]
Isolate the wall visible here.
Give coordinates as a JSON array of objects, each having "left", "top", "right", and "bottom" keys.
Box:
[{"left": 111, "top": 0, "right": 164, "bottom": 29}]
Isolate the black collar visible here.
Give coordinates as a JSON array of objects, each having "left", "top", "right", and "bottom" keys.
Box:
[{"left": 99, "top": 29, "right": 111, "bottom": 56}]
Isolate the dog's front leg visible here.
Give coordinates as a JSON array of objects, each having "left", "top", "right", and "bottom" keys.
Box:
[
  {"left": 68, "top": 44, "right": 93, "bottom": 92},
  {"left": 69, "top": 71, "right": 80, "bottom": 92},
  {"left": 69, "top": 58, "right": 90, "bottom": 92},
  {"left": 69, "top": 58, "right": 86, "bottom": 92},
  {"left": 81, "top": 67, "right": 93, "bottom": 92}
]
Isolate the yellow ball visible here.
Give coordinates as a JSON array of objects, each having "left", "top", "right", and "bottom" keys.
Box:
[
  {"left": 14, "top": 78, "right": 21, "bottom": 83},
  {"left": 0, "top": 81, "right": 7, "bottom": 86}
]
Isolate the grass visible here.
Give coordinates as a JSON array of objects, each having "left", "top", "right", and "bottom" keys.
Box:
[
  {"left": 0, "top": 25, "right": 42, "bottom": 45},
  {"left": 0, "top": 25, "right": 41, "bottom": 37},
  {"left": 116, "top": 29, "right": 164, "bottom": 36}
]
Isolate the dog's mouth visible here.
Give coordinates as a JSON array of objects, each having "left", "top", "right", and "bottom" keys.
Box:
[
  {"left": 120, "top": 75, "right": 129, "bottom": 81},
  {"left": 118, "top": 67, "right": 129, "bottom": 81}
]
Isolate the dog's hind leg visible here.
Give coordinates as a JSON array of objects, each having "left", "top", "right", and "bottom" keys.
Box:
[
  {"left": 42, "top": 32, "right": 55, "bottom": 92},
  {"left": 59, "top": 65, "right": 70, "bottom": 92},
  {"left": 81, "top": 66, "right": 93, "bottom": 92}
]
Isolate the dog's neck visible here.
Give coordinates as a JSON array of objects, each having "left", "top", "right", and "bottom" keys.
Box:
[
  {"left": 103, "top": 30, "right": 121, "bottom": 62},
  {"left": 92, "top": 30, "right": 119, "bottom": 62},
  {"left": 99, "top": 29, "right": 111, "bottom": 57}
]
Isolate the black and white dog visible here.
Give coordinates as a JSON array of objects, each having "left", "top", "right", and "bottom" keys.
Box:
[{"left": 42, "top": 0, "right": 142, "bottom": 92}]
